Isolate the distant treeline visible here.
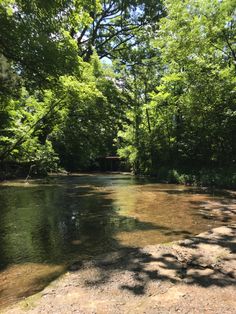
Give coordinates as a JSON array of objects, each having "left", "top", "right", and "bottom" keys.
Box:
[{"left": 0, "top": 1, "right": 235, "bottom": 186}]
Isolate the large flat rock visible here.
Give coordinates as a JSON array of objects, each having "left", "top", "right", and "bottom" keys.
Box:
[{"left": 4, "top": 225, "right": 236, "bottom": 314}]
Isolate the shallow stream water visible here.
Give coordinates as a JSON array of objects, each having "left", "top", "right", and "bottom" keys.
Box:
[{"left": 0, "top": 174, "right": 235, "bottom": 308}]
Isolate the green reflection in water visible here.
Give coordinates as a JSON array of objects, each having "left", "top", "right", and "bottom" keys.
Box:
[
  {"left": 0, "top": 174, "right": 235, "bottom": 307},
  {"left": 0, "top": 175, "right": 156, "bottom": 269}
]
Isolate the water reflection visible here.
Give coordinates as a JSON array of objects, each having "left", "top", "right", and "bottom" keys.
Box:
[{"left": 0, "top": 174, "right": 235, "bottom": 307}]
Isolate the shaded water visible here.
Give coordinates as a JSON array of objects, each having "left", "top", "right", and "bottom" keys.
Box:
[{"left": 0, "top": 174, "right": 235, "bottom": 308}]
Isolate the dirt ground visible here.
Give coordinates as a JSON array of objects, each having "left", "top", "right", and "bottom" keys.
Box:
[{"left": 2, "top": 224, "right": 236, "bottom": 314}]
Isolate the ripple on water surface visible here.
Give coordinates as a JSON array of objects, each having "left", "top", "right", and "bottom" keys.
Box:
[{"left": 0, "top": 174, "right": 235, "bottom": 308}]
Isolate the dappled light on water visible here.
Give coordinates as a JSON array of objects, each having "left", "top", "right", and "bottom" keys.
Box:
[{"left": 0, "top": 174, "right": 235, "bottom": 308}]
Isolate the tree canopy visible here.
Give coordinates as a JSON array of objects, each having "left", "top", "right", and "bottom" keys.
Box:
[{"left": 0, "top": 0, "right": 235, "bottom": 186}]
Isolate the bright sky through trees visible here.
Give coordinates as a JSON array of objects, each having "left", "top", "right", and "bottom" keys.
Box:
[{"left": 0, "top": 0, "right": 235, "bottom": 186}]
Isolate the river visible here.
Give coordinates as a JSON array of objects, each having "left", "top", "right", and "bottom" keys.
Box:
[{"left": 0, "top": 174, "right": 235, "bottom": 308}]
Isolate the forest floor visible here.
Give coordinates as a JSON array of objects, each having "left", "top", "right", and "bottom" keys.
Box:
[{"left": 3, "top": 224, "right": 236, "bottom": 314}]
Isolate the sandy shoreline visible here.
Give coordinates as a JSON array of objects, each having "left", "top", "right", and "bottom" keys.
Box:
[{"left": 2, "top": 224, "right": 236, "bottom": 314}]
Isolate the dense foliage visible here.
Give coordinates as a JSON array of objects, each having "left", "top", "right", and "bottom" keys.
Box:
[{"left": 0, "top": 0, "right": 235, "bottom": 186}]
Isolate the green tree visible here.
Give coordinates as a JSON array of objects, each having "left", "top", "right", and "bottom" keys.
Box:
[{"left": 118, "top": 0, "right": 236, "bottom": 176}]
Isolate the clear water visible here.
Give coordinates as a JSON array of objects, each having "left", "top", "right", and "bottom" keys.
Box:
[{"left": 0, "top": 174, "right": 235, "bottom": 308}]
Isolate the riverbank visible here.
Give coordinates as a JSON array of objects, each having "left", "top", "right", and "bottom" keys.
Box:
[
  {"left": 3, "top": 224, "right": 236, "bottom": 314},
  {"left": 147, "top": 167, "right": 236, "bottom": 190},
  {"left": 1, "top": 165, "right": 236, "bottom": 190}
]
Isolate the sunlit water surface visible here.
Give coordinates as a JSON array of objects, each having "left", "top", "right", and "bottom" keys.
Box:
[{"left": 0, "top": 174, "right": 235, "bottom": 308}]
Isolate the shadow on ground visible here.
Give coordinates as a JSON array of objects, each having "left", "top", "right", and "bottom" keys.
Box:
[
  {"left": 72, "top": 225, "right": 236, "bottom": 296},
  {"left": 0, "top": 175, "right": 235, "bottom": 308}
]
